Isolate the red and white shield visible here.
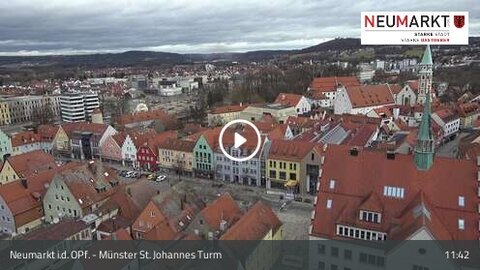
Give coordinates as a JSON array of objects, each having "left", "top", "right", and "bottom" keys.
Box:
[{"left": 454, "top": 15, "right": 465, "bottom": 28}]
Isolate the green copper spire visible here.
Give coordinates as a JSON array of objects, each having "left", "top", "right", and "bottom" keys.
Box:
[
  {"left": 420, "top": 45, "right": 433, "bottom": 65},
  {"left": 414, "top": 92, "right": 434, "bottom": 171}
]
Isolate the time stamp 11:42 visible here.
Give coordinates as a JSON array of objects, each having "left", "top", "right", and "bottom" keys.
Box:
[{"left": 444, "top": 250, "right": 470, "bottom": 260}]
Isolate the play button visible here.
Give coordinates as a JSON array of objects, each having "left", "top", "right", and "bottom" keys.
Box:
[
  {"left": 219, "top": 119, "right": 262, "bottom": 162},
  {"left": 234, "top": 132, "right": 247, "bottom": 148}
]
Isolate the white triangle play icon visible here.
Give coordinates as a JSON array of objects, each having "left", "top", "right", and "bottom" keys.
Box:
[{"left": 234, "top": 132, "right": 247, "bottom": 148}]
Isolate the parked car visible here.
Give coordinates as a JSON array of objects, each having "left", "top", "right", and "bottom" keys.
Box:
[
  {"left": 119, "top": 170, "right": 128, "bottom": 177},
  {"left": 156, "top": 175, "right": 167, "bottom": 182},
  {"left": 125, "top": 171, "right": 136, "bottom": 178},
  {"left": 147, "top": 174, "right": 156, "bottom": 180}
]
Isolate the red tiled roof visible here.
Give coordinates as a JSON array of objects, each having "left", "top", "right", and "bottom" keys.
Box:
[
  {"left": 23, "top": 219, "right": 88, "bottom": 240},
  {"left": 62, "top": 122, "right": 109, "bottom": 137},
  {"left": 142, "top": 130, "right": 178, "bottom": 151},
  {"left": 157, "top": 138, "right": 196, "bottom": 152},
  {"left": 117, "top": 109, "right": 177, "bottom": 129},
  {"left": 10, "top": 131, "right": 41, "bottom": 147},
  {"left": 199, "top": 193, "right": 242, "bottom": 231},
  {"left": 309, "top": 76, "right": 360, "bottom": 93},
  {"left": 209, "top": 104, "right": 246, "bottom": 114},
  {"left": 268, "top": 139, "right": 318, "bottom": 162},
  {"left": 37, "top": 124, "right": 60, "bottom": 142},
  {"left": 4, "top": 150, "right": 57, "bottom": 178},
  {"left": 111, "top": 132, "right": 127, "bottom": 147},
  {"left": 457, "top": 102, "right": 480, "bottom": 117},
  {"left": 407, "top": 80, "right": 419, "bottom": 92},
  {"left": 57, "top": 162, "right": 120, "bottom": 209},
  {"left": 388, "top": 84, "right": 403, "bottom": 95},
  {"left": 274, "top": 93, "right": 303, "bottom": 107},
  {"left": 220, "top": 201, "right": 282, "bottom": 240},
  {"left": 311, "top": 144, "right": 478, "bottom": 240},
  {"left": 345, "top": 84, "right": 395, "bottom": 108}
]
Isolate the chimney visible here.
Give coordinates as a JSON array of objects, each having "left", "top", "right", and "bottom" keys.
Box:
[
  {"left": 21, "top": 178, "right": 28, "bottom": 189},
  {"left": 349, "top": 147, "right": 359, "bottom": 157}
]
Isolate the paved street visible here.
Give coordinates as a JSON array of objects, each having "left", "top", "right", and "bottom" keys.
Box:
[
  {"left": 436, "top": 132, "right": 468, "bottom": 158},
  {"left": 57, "top": 156, "right": 313, "bottom": 240}
]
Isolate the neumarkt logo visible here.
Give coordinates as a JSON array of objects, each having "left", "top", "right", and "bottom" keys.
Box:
[
  {"left": 360, "top": 12, "right": 469, "bottom": 45},
  {"left": 364, "top": 14, "right": 450, "bottom": 28}
]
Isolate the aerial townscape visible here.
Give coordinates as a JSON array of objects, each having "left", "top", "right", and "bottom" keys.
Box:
[{"left": 0, "top": 32, "right": 480, "bottom": 268}]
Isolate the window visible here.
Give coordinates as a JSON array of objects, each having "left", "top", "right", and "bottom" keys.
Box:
[
  {"left": 344, "top": 249, "right": 352, "bottom": 260},
  {"left": 279, "top": 172, "right": 286, "bottom": 180},
  {"left": 331, "top": 265, "right": 338, "bottom": 270},
  {"left": 383, "top": 186, "right": 405, "bottom": 198},
  {"left": 458, "top": 196, "right": 465, "bottom": 207},
  {"left": 329, "top": 180, "right": 335, "bottom": 189},
  {"left": 326, "top": 199, "right": 332, "bottom": 209},
  {"left": 359, "top": 253, "right": 367, "bottom": 263},
  {"left": 289, "top": 173, "right": 297, "bottom": 180},
  {"left": 458, "top": 219, "right": 465, "bottom": 230},
  {"left": 317, "top": 261, "right": 325, "bottom": 270},
  {"left": 331, "top": 247, "right": 339, "bottom": 257},
  {"left": 269, "top": 170, "right": 276, "bottom": 178},
  {"left": 317, "top": 244, "right": 325, "bottom": 254},
  {"left": 311, "top": 153, "right": 315, "bottom": 161}
]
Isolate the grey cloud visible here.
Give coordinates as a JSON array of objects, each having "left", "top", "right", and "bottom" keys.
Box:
[{"left": 0, "top": 0, "right": 478, "bottom": 55}]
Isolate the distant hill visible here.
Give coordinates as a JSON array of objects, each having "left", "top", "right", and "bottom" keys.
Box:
[
  {"left": 0, "top": 37, "right": 478, "bottom": 69},
  {"left": 298, "top": 38, "right": 361, "bottom": 54}
]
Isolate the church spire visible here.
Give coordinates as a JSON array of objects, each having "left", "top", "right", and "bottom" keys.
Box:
[
  {"left": 414, "top": 91, "right": 434, "bottom": 171},
  {"left": 417, "top": 45, "right": 433, "bottom": 105},
  {"left": 421, "top": 44, "right": 433, "bottom": 65}
]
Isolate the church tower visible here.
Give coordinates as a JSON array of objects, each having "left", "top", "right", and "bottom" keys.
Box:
[
  {"left": 417, "top": 45, "right": 433, "bottom": 105},
  {"left": 414, "top": 90, "right": 434, "bottom": 171}
]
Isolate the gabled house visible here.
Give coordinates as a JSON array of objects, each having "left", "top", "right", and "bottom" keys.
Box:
[
  {"left": 0, "top": 162, "right": 80, "bottom": 235},
  {"left": 274, "top": 93, "right": 311, "bottom": 115},
  {"left": 37, "top": 124, "right": 60, "bottom": 155},
  {"left": 220, "top": 201, "right": 283, "bottom": 270},
  {"left": 186, "top": 193, "right": 242, "bottom": 239},
  {"left": 137, "top": 131, "right": 177, "bottom": 171},
  {"left": 131, "top": 190, "right": 204, "bottom": 240},
  {"left": 0, "top": 150, "right": 57, "bottom": 185},
  {"left": 307, "top": 76, "right": 360, "bottom": 108},
  {"left": 100, "top": 132, "right": 125, "bottom": 163},
  {"left": 157, "top": 138, "right": 196, "bottom": 176},
  {"left": 334, "top": 84, "right": 397, "bottom": 115},
  {"left": 43, "top": 161, "right": 121, "bottom": 223},
  {"left": 395, "top": 80, "right": 419, "bottom": 106},
  {"left": 193, "top": 128, "right": 221, "bottom": 179},
  {"left": 62, "top": 122, "right": 117, "bottom": 160},
  {"left": 266, "top": 140, "right": 322, "bottom": 195},
  {"left": 431, "top": 108, "right": 460, "bottom": 142}
]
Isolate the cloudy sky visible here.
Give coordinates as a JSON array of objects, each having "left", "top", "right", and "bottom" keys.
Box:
[{"left": 0, "top": 0, "right": 478, "bottom": 55}]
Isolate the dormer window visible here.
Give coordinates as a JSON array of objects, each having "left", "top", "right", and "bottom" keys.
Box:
[{"left": 359, "top": 210, "right": 381, "bottom": 223}]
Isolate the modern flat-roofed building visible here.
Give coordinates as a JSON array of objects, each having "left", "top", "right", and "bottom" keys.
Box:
[{"left": 60, "top": 91, "right": 100, "bottom": 123}]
